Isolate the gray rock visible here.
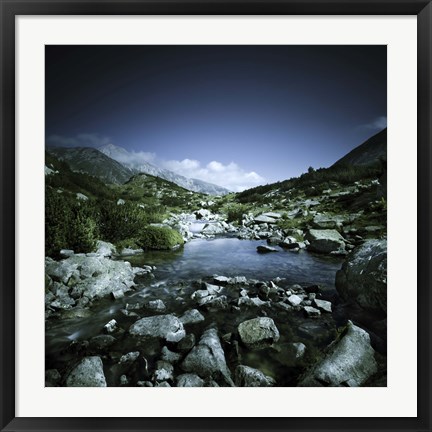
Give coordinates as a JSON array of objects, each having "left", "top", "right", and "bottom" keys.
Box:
[
  {"left": 213, "top": 275, "right": 230, "bottom": 285},
  {"left": 292, "top": 342, "right": 307, "bottom": 358},
  {"left": 238, "top": 296, "right": 268, "bottom": 308},
  {"left": 59, "top": 249, "right": 74, "bottom": 258},
  {"left": 104, "top": 319, "right": 118, "bottom": 334},
  {"left": 261, "top": 212, "right": 282, "bottom": 219},
  {"left": 155, "top": 381, "right": 171, "bottom": 387},
  {"left": 238, "top": 317, "right": 280, "bottom": 350},
  {"left": 129, "top": 315, "right": 186, "bottom": 342},
  {"left": 66, "top": 356, "right": 107, "bottom": 387},
  {"left": 119, "top": 351, "right": 140, "bottom": 365},
  {"left": 201, "top": 222, "right": 225, "bottom": 235},
  {"left": 178, "top": 334, "right": 196, "bottom": 352},
  {"left": 254, "top": 215, "right": 278, "bottom": 224},
  {"left": 335, "top": 239, "right": 387, "bottom": 314},
  {"left": 287, "top": 294, "right": 303, "bottom": 306},
  {"left": 94, "top": 240, "right": 116, "bottom": 257},
  {"left": 235, "top": 365, "right": 276, "bottom": 387},
  {"left": 313, "top": 299, "right": 332, "bottom": 313},
  {"left": 305, "top": 229, "right": 346, "bottom": 254},
  {"left": 89, "top": 335, "right": 116, "bottom": 351},
  {"left": 145, "top": 299, "right": 166, "bottom": 312},
  {"left": 304, "top": 306, "right": 321, "bottom": 317},
  {"left": 257, "top": 245, "right": 278, "bottom": 253},
  {"left": 179, "top": 309, "right": 205, "bottom": 325},
  {"left": 176, "top": 373, "right": 205, "bottom": 387},
  {"left": 298, "top": 321, "right": 378, "bottom": 387},
  {"left": 181, "top": 327, "right": 234, "bottom": 386},
  {"left": 154, "top": 360, "right": 174, "bottom": 382},
  {"left": 161, "top": 346, "right": 182, "bottom": 364}
]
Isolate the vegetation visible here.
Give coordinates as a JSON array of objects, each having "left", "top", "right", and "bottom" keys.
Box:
[{"left": 137, "top": 226, "right": 184, "bottom": 250}]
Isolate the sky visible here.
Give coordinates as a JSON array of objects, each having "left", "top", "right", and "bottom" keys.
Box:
[{"left": 46, "top": 45, "right": 386, "bottom": 192}]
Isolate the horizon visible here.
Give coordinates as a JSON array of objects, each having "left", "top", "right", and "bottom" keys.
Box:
[{"left": 46, "top": 45, "right": 387, "bottom": 192}]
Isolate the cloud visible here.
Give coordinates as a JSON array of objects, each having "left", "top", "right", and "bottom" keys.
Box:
[
  {"left": 161, "top": 158, "right": 266, "bottom": 192},
  {"left": 46, "top": 133, "right": 111, "bottom": 148},
  {"left": 360, "top": 116, "right": 387, "bottom": 131}
]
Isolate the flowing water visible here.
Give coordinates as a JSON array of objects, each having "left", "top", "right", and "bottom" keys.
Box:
[{"left": 46, "top": 236, "right": 344, "bottom": 386}]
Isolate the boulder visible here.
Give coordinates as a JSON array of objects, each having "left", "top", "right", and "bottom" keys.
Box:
[
  {"left": 179, "top": 309, "right": 205, "bottom": 325},
  {"left": 129, "top": 314, "right": 186, "bottom": 342},
  {"left": 303, "top": 306, "right": 321, "bottom": 317},
  {"left": 313, "top": 299, "right": 332, "bottom": 313},
  {"left": 181, "top": 327, "right": 234, "bottom": 386},
  {"left": 238, "top": 317, "right": 280, "bottom": 350},
  {"left": 254, "top": 215, "right": 278, "bottom": 224},
  {"left": 66, "top": 356, "right": 107, "bottom": 387},
  {"left": 161, "top": 346, "right": 182, "bottom": 364},
  {"left": 305, "top": 229, "right": 346, "bottom": 255},
  {"left": 94, "top": 240, "right": 116, "bottom": 257},
  {"left": 145, "top": 299, "right": 166, "bottom": 312},
  {"left": 287, "top": 294, "right": 303, "bottom": 307},
  {"left": 335, "top": 239, "right": 387, "bottom": 314},
  {"left": 257, "top": 245, "right": 278, "bottom": 253},
  {"left": 298, "top": 321, "right": 378, "bottom": 387},
  {"left": 235, "top": 365, "right": 276, "bottom": 387},
  {"left": 201, "top": 222, "right": 225, "bottom": 235},
  {"left": 176, "top": 373, "right": 205, "bottom": 387},
  {"left": 154, "top": 360, "right": 174, "bottom": 382}
]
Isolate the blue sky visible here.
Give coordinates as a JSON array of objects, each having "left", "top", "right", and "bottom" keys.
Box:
[{"left": 46, "top": 46, "right": 386, "bottom": 191}]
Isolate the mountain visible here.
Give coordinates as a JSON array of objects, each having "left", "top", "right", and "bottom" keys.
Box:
[
  {"left": 47, "top": 147, "right": 137, "bottom": 184},
  {"left": 332, "top": 128, "right": 387, "bottom": 168},
  {"left": 98, "top": 143, "right": 230, "bottom": 195}
]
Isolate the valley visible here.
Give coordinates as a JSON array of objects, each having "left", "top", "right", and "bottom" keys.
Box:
[{"left": 45, "top": 130, "right": 387, "bottom": 388}]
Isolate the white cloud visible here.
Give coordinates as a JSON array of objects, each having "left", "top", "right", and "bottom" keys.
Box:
[
  {"left": 161, "top": 158, "right": 266, "bottom": 192},
  {"left": 360, "top": 116, "right": 387, "bottom": 131}
]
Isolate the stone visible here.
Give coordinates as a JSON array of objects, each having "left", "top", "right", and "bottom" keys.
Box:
[
  {"left": 76, "top": 192, "right": 88, "bottom": 201},
  {"left": 145, "top": 299, "right": 166, "bottom": 312},
  {"left": 201, "top": 222, "right": 225, "bottom": 235},
  {"left": 313, "top": 299, "right": 332, "bottom": 313},
  {"left": 94, "top": 240, "right": 116, "bottom": 257},
  {"left": 176, "top": 373, "right": 205, "bottom": 387},
  {"left": 298, "top": 322, "right": 378, "bottom": 387},
  {"left": 66, "top": 356, "right": 107, "bottom": 387},
  {"left": 119, "top": 351, "right": 140, "bottom": 365},
  {"left": 59, "top": 249, "right": 74, "bottom": 258},
  {"left": 88, "top": 335, "right": 116, "bottom": 351},
  {"left": 161, "top": 346, "right": 182, "bottom": 364},
  {"left": 292, "top": 342, "right": 307, "bottom": 358},
  {"left": 181, "top": 327, "right": 234, "bottom": 386},
  {"left": 111, "top": 289, "right": 124, "bottom": 300},
  {"left": 155, "top": 381, "right": 171, "bottom": 387},
  {"left": 335, "top": 239, "right": 387, "bottom": 314},
  {"left": 154, "top": 360, "right": 174, "bottom": 382},
  {"left": 257, "top": 245, "right": 278, "bottom": 253},
  {"left": 235, "top": 365, "right": 276, "bottom": 387},
  {"left": 119, "top": 375, "right": 129, "bottom": 385},
  {"left": 179, "top": 309, "right": 205, "bottom": 325},
  {"left": 213, "top": 276, "right": 230, "bottom": 285},
  {"left": 287, "top": 294, "right": 303, "bottom": 307},
  {"left": 238, "top": 296, "right": 268, "bottom": 308},
  {"left": 261, "top": 212, "right": 282, "bottom": 219},
  {"left": 254, "top": 215, "right": 278, "bottom": 224},
  {"left": 238, "top": 317, "right": 280, "bottom": 350},
  {"left": 129, "top": 314, "right": 186, "bottom": 342},
  {"left": 305, "top": 229, "right": 346, "bottom": 255},
  {"left": 304, "top": 306, "right": 321, "bottom": 317},
  {"left": 177, "top": 334, "right": 196, "bottom": 352},
  {"left": 104, "top": 319, "right": 118, "bottom": 334}
]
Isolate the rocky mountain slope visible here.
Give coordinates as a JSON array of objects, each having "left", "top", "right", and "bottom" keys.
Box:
[{"left": 99, "top": 143, "right": 230, "bottom": 195}]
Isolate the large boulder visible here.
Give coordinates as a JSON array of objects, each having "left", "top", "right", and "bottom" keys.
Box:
[
  {"left": 66, "top": 356, "right": 107, "bottom": 387},
  {"left": 176, "top": 373, "right": 205, "bottom": 387},
  {"left": 181, "top": 327, "right": 234, "bottom": 386},
  {"left": 201, "top": 222, "right": 225, "bottom": 235},
  {"left": 298, "top": 321, "right": 378, "bottom": 387},
  {"left": 335, "top": 239, "right": 387, "bottom": 314},
  {"left": 238, "top": 317, "right": 280, "bottom": 350},
  {"left": 305, "top": 229, "right": 346, "bottom": 254},
  {"left": 235, "top": 365, "right": 276, "bottom": 387},
  {"left": 129, "top": 314, "right": 186, "bottom": 342}
]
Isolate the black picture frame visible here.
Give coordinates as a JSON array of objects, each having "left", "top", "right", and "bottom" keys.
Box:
[{"left": 1, "top": 1, "right": 431, "bottom": 431}]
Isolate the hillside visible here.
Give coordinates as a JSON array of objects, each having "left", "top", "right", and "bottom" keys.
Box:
[{"left": 332, "top": 128, "right": 387, "bottom": 167}]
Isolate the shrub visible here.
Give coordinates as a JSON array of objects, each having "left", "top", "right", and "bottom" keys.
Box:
[
  {"left": 137, "top": 226, "right": 184, "bottom": 250},
  {"left": 226, "top": 204, "right": 248, "bottom": 224}
]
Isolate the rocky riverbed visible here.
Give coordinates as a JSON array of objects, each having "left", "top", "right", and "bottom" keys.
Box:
[{"left": 45, "top": 231, "right": 387, "bottom": 387}]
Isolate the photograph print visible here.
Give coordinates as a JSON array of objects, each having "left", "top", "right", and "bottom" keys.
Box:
[{"left": 45, "top": 45, "right": 387, "bottom": 388}]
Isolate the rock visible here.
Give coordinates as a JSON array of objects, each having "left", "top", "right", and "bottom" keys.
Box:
[
  {"left": 176, "top": 373, "right": 205, "bottom": 387},
  {"left": 179, "top": 309, "right": 205, "bottom": 325},
  {"left": 254, "top": 215, "right": 278, "bottom": 224},
  {"left": 154, "top": 360, "right": 174, "bottom": 382},
  {"left": 234, "top": 365, "right": 276, "bottom": 387},
  {"left": 238, "top": 317, "right": 280, "bottom": 350},
  {"left": 94, "top": 240, "right": 116, "bottom": 257},
  {"left": 292, "top": 342, "right": 307, "bottom": 358},
  {"left": 202, "top": 283, "right": 223, "bottom": 295},
  {"left": 129, "top": 315, "right": 186, "bottom": 342},
  {"left": 66, "top": 356, "right": 107, "bottom": 387},
  {"left": 104, "top": 319, "right": 118, "bottom": 334},
  {"left": 45, "top": 369, "right": 61, "bottom": 387},
  {"left": 298, "top": 322, "right": 378, "bottom": 387},
  {"left": 59, "top": 249, "right": 74, "bottom": 258},
  {"left": 145, "top": 299, "right": 166, "bottom": 312},
  {"left": 201, "top": 222, "right": 225, "bottom": 235},
  {"left": 76, "top": 193, "right": 88, "bottom": 201},
  {"left": 287, "top": 294, "right": 303, "bottom": 307},
  {"left": 111, "top": 289, "right": 124, "bottom": 300},
  {"left": 261, "top": 212, "right": 282, "bottom": 219},
  {"left": 238, "top": 296, "right": 268, "bottom": 308},
  {"left": 313, "top": 299, "right": 332, "bottom": 313},
  {"left": 117, "top": 199, "right": 125, "bottom": 205},
  {"left": 177, "top": 334, "right": 196, "bottom": 352},
  {"left": 213, "top": 275, "right": 230, "bottom": 285},
  {"left": 195, "top": 208, "right": 211, "bottom": 219},
  {"left": 155, "top": 381, "right": 171, "bottom": 387},
  {"left": 335, "top": 239, "right": 387, "bottom": 314},
  {"left": 305, "top": 229, "right": 346, "bottom": 254},
  {"left": 304, "top": 306, "right": 321, "bottom": 317},
  {"left": 89, "top": 335, "right": 116, "bottom": 351},
  {"left": 119, "top": 375, "right": 129, "bottom": 385},
  {"left": 312, "top": 214, "right": 344, "bottom": 230},
  {"left": 161, "top": 346, "right": 182, "bottom": 364},
  {"left": 181, "top": 327, "right": 234, "bottom": 386},
  {"left": 279, "top": 238, "right": 300, "bottom": 249},
  {"left": 257, "top": 245, "right": 278, "bottom": 253},
  {"left": 119, "top": 351, "right": 140, "bottom": 365}
]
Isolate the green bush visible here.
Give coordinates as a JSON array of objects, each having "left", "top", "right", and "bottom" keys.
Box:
[
  {"left": 137, "top": 226, "right": 184, "bottom": 250},
  {"left": 226, "top": 203, "right": 248, "bottom": 224}
]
